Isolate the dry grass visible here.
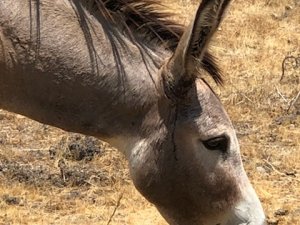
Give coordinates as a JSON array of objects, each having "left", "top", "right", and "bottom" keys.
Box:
[{"left": 0, "top": 0, "right": 300, "bottom": 224}]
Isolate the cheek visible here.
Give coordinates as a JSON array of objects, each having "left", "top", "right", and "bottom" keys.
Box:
[
  {"left": 201, "top": 163, "right": 242, "bottom": 211},
  {"left": 176, "top": 141, "right": 242, "bottom": 212}
]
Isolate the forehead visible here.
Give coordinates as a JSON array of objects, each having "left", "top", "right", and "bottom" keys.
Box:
[
  {"left": 177, "top": 79, "right": 233, "bottom": 136},
  {"left": 195, "top": 79, "right": 223, "bottom": 109}
]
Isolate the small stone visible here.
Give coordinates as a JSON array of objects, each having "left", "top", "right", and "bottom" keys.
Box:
[
  {"left": 275, "top": 208, "right": 289, "bottom": 216},
  {"left": 285, "top": 5, "right": 292, "bottom": 10},
  {"left": 3, "top": 195, "right": 21, "bottom": 205},
  {"left": 285, "top": 171, "right": 296, "bottom": 177},
  {"left": 66, "top": 191, "right": 81, "bottom": 200},
  {"left": 256, "top": 166, "right": 267, "bottom": 174}
]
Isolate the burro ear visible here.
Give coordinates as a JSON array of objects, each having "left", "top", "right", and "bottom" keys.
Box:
[{"left": 163, "top": 0, "right": 231, "bottom": 99}]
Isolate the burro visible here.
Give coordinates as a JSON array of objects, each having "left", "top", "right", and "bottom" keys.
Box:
[{"left": 0, "top": 0, "right": 266, "bottom": 224}]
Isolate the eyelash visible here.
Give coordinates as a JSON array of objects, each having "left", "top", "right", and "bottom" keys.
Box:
[{"left": 202, "top": 135, "right": 228, "bottom": 153}]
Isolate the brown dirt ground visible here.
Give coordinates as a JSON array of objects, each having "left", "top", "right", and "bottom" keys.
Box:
[{"left": 0, "top": 0, "right": 299, "bottom": 224}]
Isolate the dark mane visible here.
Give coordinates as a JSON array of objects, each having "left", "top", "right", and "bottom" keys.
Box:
[{"left": 86, "top": 0, "right": 223, "bottom": 84}]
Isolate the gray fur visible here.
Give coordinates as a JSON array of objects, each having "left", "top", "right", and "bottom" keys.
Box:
[{"left": 0, "top": 1, "right": 265, "bottom": 224}]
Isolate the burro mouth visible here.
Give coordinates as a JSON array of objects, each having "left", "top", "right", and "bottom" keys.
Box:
[
  {"left": 200, "top": 172, "right": 266, "bottom": 225},
  {"left": 224, "top": 180, "right": 266, "bottom": 225}
]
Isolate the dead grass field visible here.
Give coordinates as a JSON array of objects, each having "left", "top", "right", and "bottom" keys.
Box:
[{"left": 0, "top": 0, "right": 299, "bottom": 224}]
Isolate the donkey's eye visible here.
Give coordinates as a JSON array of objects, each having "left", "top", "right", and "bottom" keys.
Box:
[{"left": 203, "top": 136, "right": 228, "bottom": 153}]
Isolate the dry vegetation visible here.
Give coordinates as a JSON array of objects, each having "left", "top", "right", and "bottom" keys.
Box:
[{"left": 0, "top": 0, "right": 299, "bottom": 224}]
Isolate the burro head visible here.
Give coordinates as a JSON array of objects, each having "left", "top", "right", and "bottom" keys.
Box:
[{"left": 128, "top": 0, "right": 266, "bottom": 224}]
